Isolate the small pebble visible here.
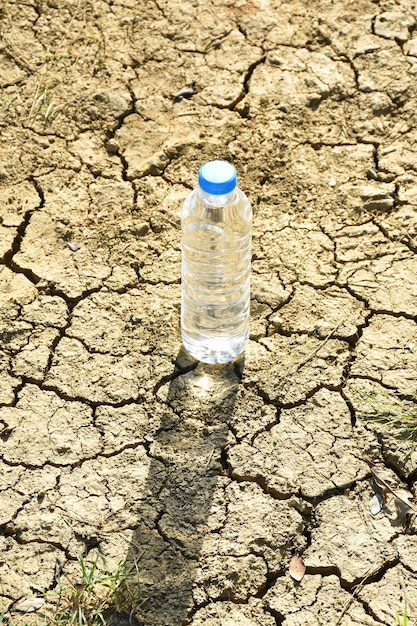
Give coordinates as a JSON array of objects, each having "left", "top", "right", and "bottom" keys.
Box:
[
  {"left": 68, "top": 242, "right": 81, "bottom": 252},
  {"left": 367, "top": 168, "right": 379, "bottom": 180},
  {"left": 173, "top": 83, "right": 197, "bottom": 102},
  {"left": 289, "top": 553, "right": 306, "bottom": 581},
  {"left": 369, "top": 492, "right": 383, "bottom": 516},
  {"left": 329, "top": 178, "right": 336, "bottom": 187},
  {"left": 105, "top": 138, "right": 120, "bottom": 154}
]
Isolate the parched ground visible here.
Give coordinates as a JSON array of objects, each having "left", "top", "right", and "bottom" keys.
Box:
[{"left": 1, "top": 0, "right": 417, "bottom": 624}]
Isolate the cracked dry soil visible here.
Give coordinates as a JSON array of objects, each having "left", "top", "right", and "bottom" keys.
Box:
[{"left": 1, "top": 0, "right": 417, "bottom": 624}]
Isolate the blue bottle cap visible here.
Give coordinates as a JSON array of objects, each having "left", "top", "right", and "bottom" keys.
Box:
[{"left": 198, "top": 160, "right": 237, "bottom": 195}]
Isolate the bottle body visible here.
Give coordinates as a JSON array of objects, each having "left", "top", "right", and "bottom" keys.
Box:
[{"left": 181, "top": 185, "right": 252, "bottom": 364}]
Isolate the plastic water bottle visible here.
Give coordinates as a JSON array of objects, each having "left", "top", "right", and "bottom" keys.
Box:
[{"left": 181, "top": 160, "right": 252, "bottom": 364}]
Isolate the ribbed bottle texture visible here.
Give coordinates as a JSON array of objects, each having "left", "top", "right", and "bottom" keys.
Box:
[{"left": 181, "top": 161, "right": 252, "bottom": 364}]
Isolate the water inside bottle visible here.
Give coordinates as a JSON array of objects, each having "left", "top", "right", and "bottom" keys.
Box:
[{"left": 181, "top": 190, "right": 252, "bottom": 363}]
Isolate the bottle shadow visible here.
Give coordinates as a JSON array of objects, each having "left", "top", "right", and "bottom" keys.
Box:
[{"left": 125, "top": 350, "right": 243, "bottom": 626}]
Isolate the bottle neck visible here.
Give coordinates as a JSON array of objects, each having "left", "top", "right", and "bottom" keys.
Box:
[{"left": 198, "top": 186, "right": 237, "bottom": 206}]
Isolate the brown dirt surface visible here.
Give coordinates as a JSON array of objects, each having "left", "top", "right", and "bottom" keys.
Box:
[{"left": 1, "top": 0, "right": 417, "bottom": 624}]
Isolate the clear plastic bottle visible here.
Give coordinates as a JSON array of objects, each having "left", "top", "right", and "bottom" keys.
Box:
[{"left": 181, "top": 160, "right": 252, "bottom": 364}]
